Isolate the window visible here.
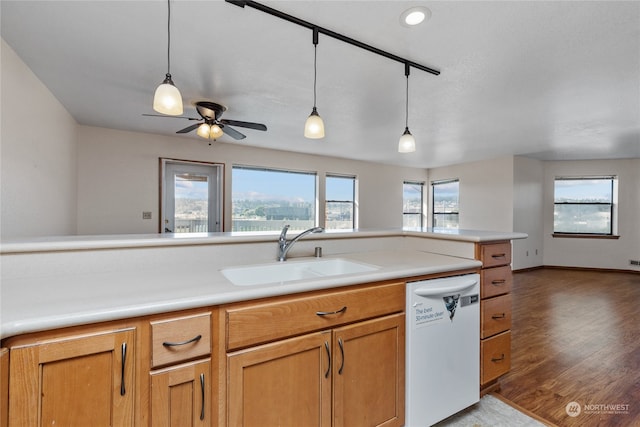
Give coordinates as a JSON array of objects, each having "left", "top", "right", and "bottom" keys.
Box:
[
  {"left": 325, "top": 174, "right": 356, "bottom": 230},
  {"left": 553, "top": 176, "right": 617, "bottom": 235},
  {"left": 161, "top": 159, "right": 223, "bottom": 233},
  {"left": 432, "top": 179, "right": 459, "bottom": 228},
  {"left": 403, "top": 181, "right": 424, "bottom": 228},
  {"left": 232, "top": 166, "right": 317, "bottom": 232}
]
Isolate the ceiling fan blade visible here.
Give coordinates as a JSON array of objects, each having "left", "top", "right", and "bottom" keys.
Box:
[
  {"left": 220, "top": 125, "right": 246, "bottom": 140},
  {"left": 143, "top": 113, "right": 200, "bottom": 121},
  {"left": 176, "top": 123, "right": 201, "bottom": 134},
  {"left": 220, "top": 119, "right": 267, "bottom": 131}
]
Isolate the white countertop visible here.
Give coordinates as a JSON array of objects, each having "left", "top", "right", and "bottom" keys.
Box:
[
  {"left": 1, "top": 250, "right": 481, "bottom": 340},
  {"left": 0, "top": 228, "right": 527, "bottom": 254}
]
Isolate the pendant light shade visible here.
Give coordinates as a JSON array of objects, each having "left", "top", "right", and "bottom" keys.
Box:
[
  {"left": 304, "top": 28, "right": 325, "bottom": 139},
  {"left": 304, "top": 107, "right": 325, "bottom": 138},
  {"left": 154, "top": 73, "right": 183, "bottom": 115},
  {"left": 398, "top": 127, "right": 416, "bottom": 153},
  {"left": 153, "top": 0, "right": 183, "bottom": 116},
  {"left": 398, "top": 63, "right": 416, "bottom": 153}
]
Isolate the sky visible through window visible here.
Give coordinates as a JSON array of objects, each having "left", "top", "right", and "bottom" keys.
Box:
[
  {"left": 554, "top": 179, "right": 612, "bottom": 202},
  {"left": 232, "top": 168, "right": 316, "bottom": 202}
]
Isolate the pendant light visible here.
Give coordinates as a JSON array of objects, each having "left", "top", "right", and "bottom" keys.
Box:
[
  {"left": 398, "top": 63, "right": 416, "bottom": 153},
  {"left": 304, "top": 27, "right": 325, "bottom": 139},
  {"left": 153, "top": 0, "right": 183, "bottom": 116}
]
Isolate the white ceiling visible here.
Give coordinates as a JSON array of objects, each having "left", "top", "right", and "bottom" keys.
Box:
[{"left": 2, "top": 1, "right": 639, "bottom": 169}]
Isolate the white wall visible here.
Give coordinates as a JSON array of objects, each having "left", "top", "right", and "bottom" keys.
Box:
[
  {"left": 513, "top": 156, "right": 544, "bottom": 270},
  {"left": 0, "top": 39, "right": 78, "bottom": 238},
  {"left": 76, "top": 126, "right": 428, "bottom": 234},
  {"left": 542, "top": 159, "right": 640, "bottom": 271},
  {"left": 428, "top": 156, "right": 515, "bottom": 232}
]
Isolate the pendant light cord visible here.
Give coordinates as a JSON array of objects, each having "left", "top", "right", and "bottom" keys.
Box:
[
  {"left": 405, "top": 73, "right": 409, "bottom": 128},
  {"left": 166, "top": 0, "right": 171, "bottom": 75},
  {"left": 404, "top": 63, "right": 411, "bottom": 129},
  {"left": 312, "top": 27, "right": 319, "bottom": 109}
]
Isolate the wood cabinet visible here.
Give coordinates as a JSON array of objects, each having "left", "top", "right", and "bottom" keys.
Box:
[
  {"left": 224, "top": 282, "right": 405, "bottom": 427},
  {"left": 476, "top": 241, "right": 513, "bottom": 393},
  {"left": 151, "top": 359, "right": 212, "bottom": 427},
  {"left": 149, "top": 311, "right": 213, "bottom": 427},
  {"left": 1, "top": 348, "right": 8, "bottom": 427},
  {"left": 7, "top": 327, "right": 135, "bottom": 426}
]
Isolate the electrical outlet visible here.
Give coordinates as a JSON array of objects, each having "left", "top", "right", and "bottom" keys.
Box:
[
  {"left": 142, "top": 211, "right": 152, "bottom": 220},
  {"left": 526, "top": 251, "right": 529, "bottom": 256}
]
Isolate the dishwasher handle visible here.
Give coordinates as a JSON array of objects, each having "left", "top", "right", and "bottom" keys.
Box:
[{"left": 413, "top": 279, "right": 478, "bottom": 297}]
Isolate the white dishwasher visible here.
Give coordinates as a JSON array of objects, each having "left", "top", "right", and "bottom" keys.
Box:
[{"left": 405, "top": 274, "right": 480, "bottom": 426}]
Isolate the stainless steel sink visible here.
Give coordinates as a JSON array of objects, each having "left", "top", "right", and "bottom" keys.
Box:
[{"left": 221, "top": 258, "right": 379, "bottom": 286}]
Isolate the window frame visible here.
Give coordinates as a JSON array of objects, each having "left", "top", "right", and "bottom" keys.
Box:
[
  {"left": 231, "top": 165, "right": 318, "bottom": 232},
  {"left": 431, "top": 179, "right": 460, "bottom": 229},
  {"left": 402, "top": 181, "right": 424, "bottom": 228},
  {"left": 552, "top": 175, "right": 617, "bottom": 237},
  {"left": 324, "top": 174, "right": 357, "bottom": 230}
]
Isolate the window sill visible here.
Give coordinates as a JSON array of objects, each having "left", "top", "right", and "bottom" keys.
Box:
[{"left": 552, "top": 233, "right": 620, "bottom": 240}]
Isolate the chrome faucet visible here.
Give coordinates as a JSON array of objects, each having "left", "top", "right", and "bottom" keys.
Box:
[{"left": 277, "top": 225, "right": 324, "bottom": 261}]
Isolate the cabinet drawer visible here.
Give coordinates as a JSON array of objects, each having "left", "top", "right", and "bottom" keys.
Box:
[
  {"left": 151, "top": 312, "right": 211, "bottom": 368},
  {"left": 481, "top": 294, "right": 511, "bottom": 338},
  {"left": 478, "top": 242, "right": 511, "bottom": 268},
  {"left": 481, "top": 331, "right": 511, "bottom": 385},
  {"left": 226, "top": 282, "right": 404, "bottom": 350},
  {"left": 481, "top": 266, "right": 512, "bottom": 299}
]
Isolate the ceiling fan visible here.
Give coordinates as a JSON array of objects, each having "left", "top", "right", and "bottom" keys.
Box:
[{"left": 145, "top": 101, "right": 267, "bottom": 141}]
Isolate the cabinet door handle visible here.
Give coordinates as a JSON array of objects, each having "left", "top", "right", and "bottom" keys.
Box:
[
  {"left": 120, "top": 342, "right": 127, "bottom": 396},
  {"left": 162, "top": 334, "right": 202, "bottom": 347},
  {"left": 491, "top": 279, "right": 506, "bottom": 285},
  {"left": 492, "top": 313, "right": 506, "bottom": 319},
  {"left": 491, "top": 253, "right": 506, "bottom": 259},
  {"left": 338, "top": 338, "right": 345, "bottom": 375},
  {"left": 491, "top": 353, "right": 505, "bottom": 362},
  {"left": 200, "top": 373, "right": 205, "bottom": 421},
  {"left": 324, "top": 341, "right": 331, "bottom": 378},
  {"left": 316, "top": 306, "right": 347, "bottom": 316}
]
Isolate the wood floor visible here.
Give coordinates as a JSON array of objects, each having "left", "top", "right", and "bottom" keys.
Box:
[{"left": 497, "top": 268, "right": 640, "bottom": 427}]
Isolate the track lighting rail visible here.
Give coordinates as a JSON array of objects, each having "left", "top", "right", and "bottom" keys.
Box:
[{"left": 226, "top": 0, "right": 440, "bottom": 76}]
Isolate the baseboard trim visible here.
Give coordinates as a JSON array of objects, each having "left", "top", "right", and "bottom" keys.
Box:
[{"left": 513, "top": 265, "right": 639, "bottom": 274}]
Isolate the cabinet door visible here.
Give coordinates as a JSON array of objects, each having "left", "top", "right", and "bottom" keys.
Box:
[
  {"left": 8, "top": 328, "right": 135, "bottom": 427},
  {"left": 333, "top": 314, "right": 405, "bottom": 427},
  {"left": 151, "top": 359, "right": 211, "bottom": 427},
  {"left": 228, "top": 331, "right": 332, "bottom": 427},
  {"left": 1, "top": 348, "right": 7, "bottom": 427}
]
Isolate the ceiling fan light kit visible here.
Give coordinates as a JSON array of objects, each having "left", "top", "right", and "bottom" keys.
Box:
[
  {"left": 153, "top": 0, "right": 183, "bottom": 116},
  {"left": 227, "top": 0, "right": 439, "bottom": 152}
]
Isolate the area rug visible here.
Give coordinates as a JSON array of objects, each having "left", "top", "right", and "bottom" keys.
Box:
[{"left": 433, "top": 394, "right": 549, "bottom": 427}]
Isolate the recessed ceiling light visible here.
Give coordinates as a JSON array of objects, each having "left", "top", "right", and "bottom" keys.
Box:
[{"left": 400, "top": 6, "right": 431, "bottom": 27}]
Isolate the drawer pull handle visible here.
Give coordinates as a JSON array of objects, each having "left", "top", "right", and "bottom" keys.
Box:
[
  {"left": 491, "top": 353, "right": 505, "bottom": 362},
  {"left": 324, "top": 341, "right": 331, "bottom": 378},
  {"left": 491, "top": 279, "right": 506, "bottom": 285},
  {"left": 491, "top": 253, "right": 506, "bottom": 259},
  {"left": 200, "top": 373, "right": 205, "bottom": 421},
  {"left": 492, "top": 313, "right": 506, "bottom": 319},
  {"left": 338, "top": 338, "right": 345, "bottom": 375},
  {"left": 120, "top": 342, "right": 127, "bottom": 396},
  {"left": 162, "top": 334, "right": 202, "bottom": 347},
  {"left": 316, "top": 306, "right": 347, "bottom": 316}
]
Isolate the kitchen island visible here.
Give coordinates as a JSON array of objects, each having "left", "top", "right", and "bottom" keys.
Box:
[{"left": 0, "top": 228, "right": 526, "bottom": 426}]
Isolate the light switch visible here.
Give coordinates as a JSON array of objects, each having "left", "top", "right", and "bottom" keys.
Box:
[{"left": 142, "top": 211, "right": 152, "bottom": 220}]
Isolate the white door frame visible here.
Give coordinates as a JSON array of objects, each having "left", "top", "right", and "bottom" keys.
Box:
[{"left": 160, "top": 158, "right": 223, "bottom": 233}]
